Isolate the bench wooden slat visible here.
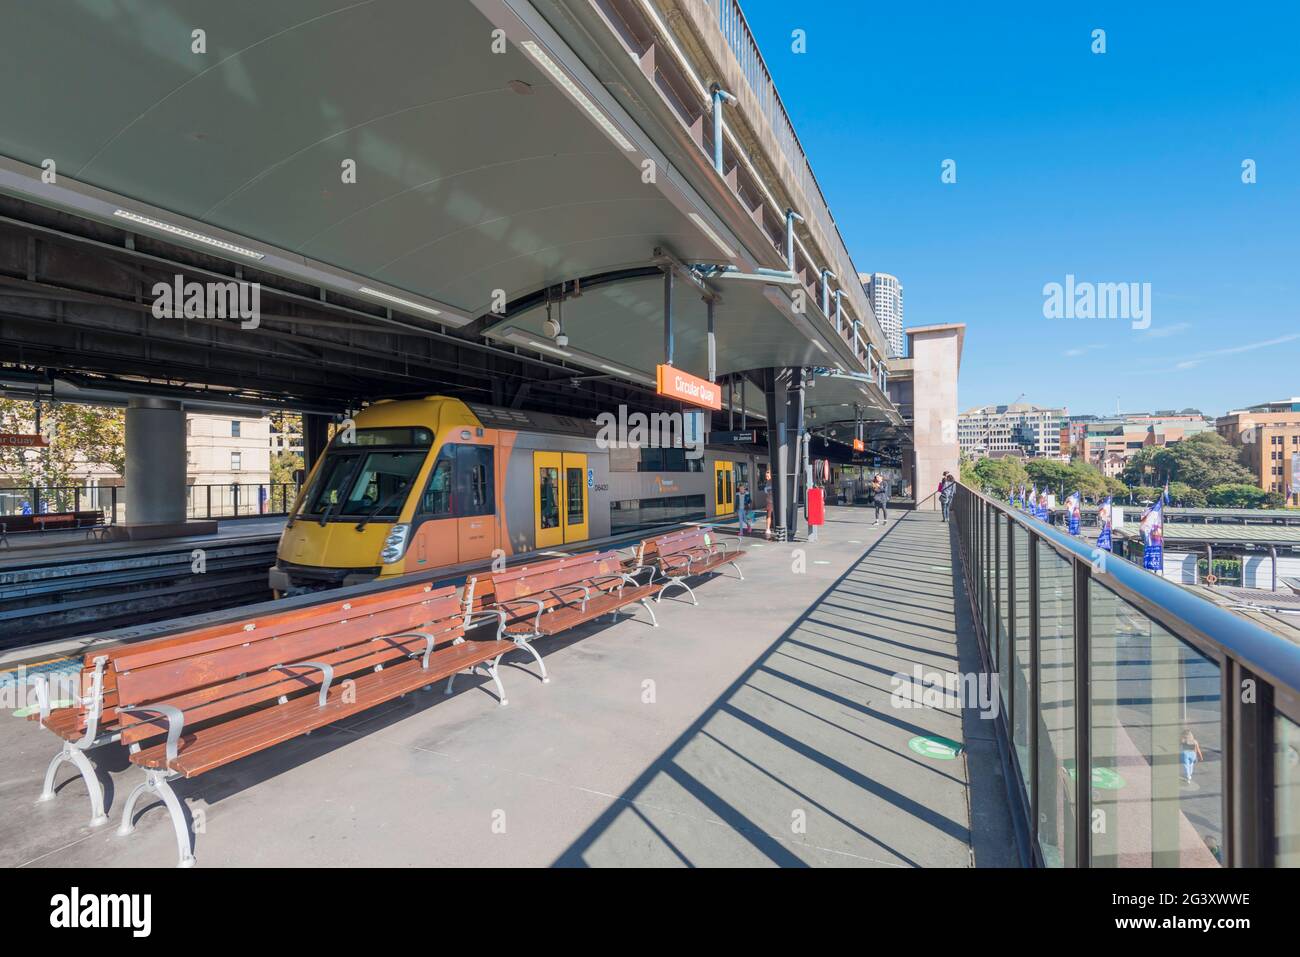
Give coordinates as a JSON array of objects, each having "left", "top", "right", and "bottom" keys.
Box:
[
  {"left": 115, "top": 590, "right": 462, "bottom": 705},
  {"left": 116, "top": 623, "right": 466, "bottom": 745},
  {"left": 130, "top": 639, "right": 512, "bottom": 777}
]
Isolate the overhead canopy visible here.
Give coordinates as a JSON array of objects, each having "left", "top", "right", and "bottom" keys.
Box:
[{"left": 0, "top": 0, "right": 892, "bottom": 421}]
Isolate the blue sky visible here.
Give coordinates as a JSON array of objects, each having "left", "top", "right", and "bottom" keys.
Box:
[{"left": 737, "top": 0, "right": 1300, "bottom": 417}]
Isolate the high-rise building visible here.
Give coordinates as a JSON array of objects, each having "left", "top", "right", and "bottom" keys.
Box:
[
  {"left": 1217, "top": 398, "right": 1300, "bottom": 505},
  {"left": 958, "top": 403, "right": 1067, "bottom": 459},
  {"left": 860, "top": 272, "right": 904, "bottom": 358}
]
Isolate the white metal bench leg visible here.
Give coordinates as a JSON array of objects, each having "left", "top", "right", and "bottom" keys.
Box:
[
  {"left": 655, "top": 578, "right": 697, "bottom": 605},
  {"left": 511, "top": 639, "right": 549, "bottom": 684},
  {"left": 117, "top": 769, "right": 195, "bottom": 868},
  {"left": 38, "top": 743, "right": 109, "bottom": 827},
  {"left": 487, "top": 655, "right": 508, "bottom": 706},
  {"left": 639, "top": 598, "right": 659, "bottom": 627}
]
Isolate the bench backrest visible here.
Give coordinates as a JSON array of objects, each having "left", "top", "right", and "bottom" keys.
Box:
[
  {"left": 467, "top": 551, "right": 625, "bottom": 613},
  {"left": 2, "top": 510, "right": 101, "bottom": 532},
  {"left": 643, "top": 527, "right": 719, "bottom": 561},
  {"left": 78, "top": 582, "right": 464, "bottom": 744}
]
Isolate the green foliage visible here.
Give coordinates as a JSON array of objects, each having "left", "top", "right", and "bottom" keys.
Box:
[
  {"left": 268, "top": 411, "right": 304, "bottom": 487},
  {"left": 963, "top": 456, "right": 1028, "bottom": 497},
  {"left": 0, "top": 399, "right": 125, "bottom": 488},
  {"left": 1124, "top": 433, "right": 1253, "bottom": 491},
  {"left": 1205, "top": 484, "right": 1281, "bottom": 508},
  {"left": 1166, "top": 482, "right": 1206, "bottom": 507}
]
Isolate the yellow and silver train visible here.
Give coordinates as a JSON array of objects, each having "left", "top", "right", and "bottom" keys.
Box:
[{"left": 270, "top": 396, "right": 767, "bottom": 595}]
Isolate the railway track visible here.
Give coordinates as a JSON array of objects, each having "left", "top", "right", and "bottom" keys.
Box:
[{"left": 0, "top": 534, "right": 278, "bottom": 649}]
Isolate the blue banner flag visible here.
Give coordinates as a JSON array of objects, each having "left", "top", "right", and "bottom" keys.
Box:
[
  {"left": 1140, "top": 498, "right": 1165, "bottom": 572},
  {"left": 1096, "top": 496, "right": 1113, "bottom": 552},
  {"left": 1066, "top": 491, "right": 1082, "bottom": 536}
]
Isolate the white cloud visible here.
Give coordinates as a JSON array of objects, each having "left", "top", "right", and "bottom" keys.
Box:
[{"left": 1167, "top": 332, "right": 1300, "bottom": 371}]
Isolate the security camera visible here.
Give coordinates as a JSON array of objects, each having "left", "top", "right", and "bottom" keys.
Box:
[{"left": 555, "top": 332, "right": 569, "bottom": 347}]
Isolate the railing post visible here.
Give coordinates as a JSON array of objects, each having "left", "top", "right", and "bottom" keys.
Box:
[
  {"left": 1028, "top": 529, "right": 1040, "bottom": 859},
  {"left": 1073, "top": 557, "right": 1092, "bottom": 867},
  {"left": 1007, "top": 521, "right": 1015, "bottom": 738},
  {"left": 1229, "top": 661, "right": 1269, "bottom": 866},
  {"left": 206, "top": 484, "right": 212, "bottom": 519}
]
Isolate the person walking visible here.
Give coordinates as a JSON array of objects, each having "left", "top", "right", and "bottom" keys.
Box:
[
  {"left": 763, "top": 470, "right": 773, "bottom": 540},
  {"left": 871, "top": 473, "right": 890, "bottom": 526},
  {"left": 1181, "top": 728, "right": 1204, "bottom": 787},
  {"left": 939, "top": 471, "right": 956, "bottom": 522},
  {"left": 736, "top": 482, "right": 751, "bottom": 536}
]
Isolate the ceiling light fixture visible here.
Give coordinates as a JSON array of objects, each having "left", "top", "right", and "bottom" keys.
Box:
[
  {"left": 357, "top": 286, "right": 442, "bottom": 317},
  {"left": 112, "top": 209, "right": 265, "bottom": 260},
  {"left": 520, "top": 40, "right": 636, "bottom": 152}
]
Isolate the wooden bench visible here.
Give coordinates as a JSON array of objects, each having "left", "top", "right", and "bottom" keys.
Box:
[
  {"left": 632, "top": 526, "right": 744, "bottom": 605},
  {"left": 464, "top": 550, "right": 659, "bottom": 675},
  {"left": 0, "top": 509, "right": 107, "bottom": 547},
  {"left": 29, "top": 581, "right": 515, "bottom": 866}
]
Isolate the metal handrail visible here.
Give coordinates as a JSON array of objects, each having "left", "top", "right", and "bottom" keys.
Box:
[
  {"left": 970, "top": 485, "right": 1300, "bottom": 693},
  {"left": 711, "top": 0, "right": 878, "bottom": 339},
  {"left": 954, "top": 481, "right": 1300, "bottom": 868}
]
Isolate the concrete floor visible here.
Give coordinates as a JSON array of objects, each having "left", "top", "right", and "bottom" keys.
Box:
[{"left": 0, "top": 507, "right": 1018, "bottom": 868}]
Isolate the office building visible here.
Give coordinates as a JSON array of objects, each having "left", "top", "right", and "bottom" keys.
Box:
[
  {"left": 958, "top": 403, "right": 1066, "bottom": 458},
  {"left": 860, "top": 272, "right": 904, "bottom": 358},
  {"left": 1218, "top": 398, "right": 1300, "bottom": 504}
]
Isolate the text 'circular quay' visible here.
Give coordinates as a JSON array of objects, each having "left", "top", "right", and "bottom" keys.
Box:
[{"left": 0, "top": 0, "right": 1294, "bottom": 935}]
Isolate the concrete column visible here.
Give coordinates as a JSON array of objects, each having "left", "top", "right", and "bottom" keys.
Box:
[
  {"left": 124, "top": 398, "right": 187, "bottom": 525},
  {"left": 763, "top": 369, "right": 792, "bottom": 542},
  {"left": 785, "top": 367, "right": 807, "bottom": 534},
  {"left": 303, "top": 412, "right": 331, "bottom": 473}
]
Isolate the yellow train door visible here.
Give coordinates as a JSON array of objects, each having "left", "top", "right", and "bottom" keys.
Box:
[
  {"left": 562, "top": 452, "right": 589, "bottom": 544},
  {"left": 534, "top": 451, "right": 564, "bottom": 549},
  {"left": 714, "top": 460, "right": 734, "bottom": 516},
  {"left": 533, "top": 451, "right": 589, "bottom": 549}
]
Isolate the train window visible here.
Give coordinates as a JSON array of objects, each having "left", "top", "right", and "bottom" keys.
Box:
[
  {"left": 305, "top": 454, "right": 360, "bottom": 513},
  {"left": 340, "top": 451, "right": 425, "bottom": 517},
  {"left": 566, "top": 467, "right": 584, "bottom": 524},
  {"left": 638, "top": 447, "right": 702, "bottom": 473},
  {"left": 538, "top": 467, "right": 561, "bottom": 529},
  {"left": 456, "top": 445, "right": 495, "bottom": 517},
  {"left": 716, "top": 468, "right": 725, "bottom": 504},
  {"left": 419, "top": 455, "right": 454, "bottom": 516}
]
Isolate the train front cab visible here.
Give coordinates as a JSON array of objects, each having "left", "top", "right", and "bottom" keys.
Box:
[{"left": 272, "top": 399, "right": 504, "bottom": 593}]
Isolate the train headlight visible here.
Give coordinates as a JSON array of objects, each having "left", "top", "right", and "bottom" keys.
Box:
[{"left": 378, "top": 524, "right": 410, "bottom": 564}]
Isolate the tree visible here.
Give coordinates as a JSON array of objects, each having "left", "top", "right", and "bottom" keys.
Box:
[
  {"left": 1206, "top": 484, "right": 1282, "bottom": 508},
  {"left": 1167, "top": 433, "right": 1254, "bottom": 490},
  {"left": 1024, "top": 459, "right": 1071, "bottom": 492},
  {"left": 267, "top": 411, "right": 304, "bottom": 486},
  {"left": 1122, "top": 433, "right": 1254, "bottom": 493},
  {"left": 1166, "top": 482, "right": 1206, "bottom": 507},
  {"left": 963, "top": 456, "right": 1028, "bottom": 497},
  {"left": 0, "top": 398, "right": 125, "bottom": 489}
]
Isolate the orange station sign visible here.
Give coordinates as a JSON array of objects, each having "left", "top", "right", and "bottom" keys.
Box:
[
  {"left": 852, "top": 438, "right": 865, "bottom": 452},
  {"left": 655, "top": 364, "right": 721, "bottom": 411},
  {"left": 0, "top": 433, "right": 49, "bottom": 447}
]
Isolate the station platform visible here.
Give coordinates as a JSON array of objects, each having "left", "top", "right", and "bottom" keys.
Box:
[
  {"left": 1, "top": 507, "right": 1018, "bottom": 868},
  {"left": 0, "top": 516, "right": 285, "bottom": 566}
]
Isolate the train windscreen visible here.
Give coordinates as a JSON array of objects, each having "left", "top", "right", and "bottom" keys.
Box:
[{"left": 302, "top": 428, "right": 432, "bottom": 519}]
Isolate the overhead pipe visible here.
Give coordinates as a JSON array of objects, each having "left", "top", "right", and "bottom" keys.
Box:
[
  {"left": 710, "top": 85, "right": 737, "bottom": 175},
  {"left": 785, "top": 209, "right": 804, "bottom": 272},
  {"left": 819, "top": 268, "right": 836, "bottom": 316}
]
